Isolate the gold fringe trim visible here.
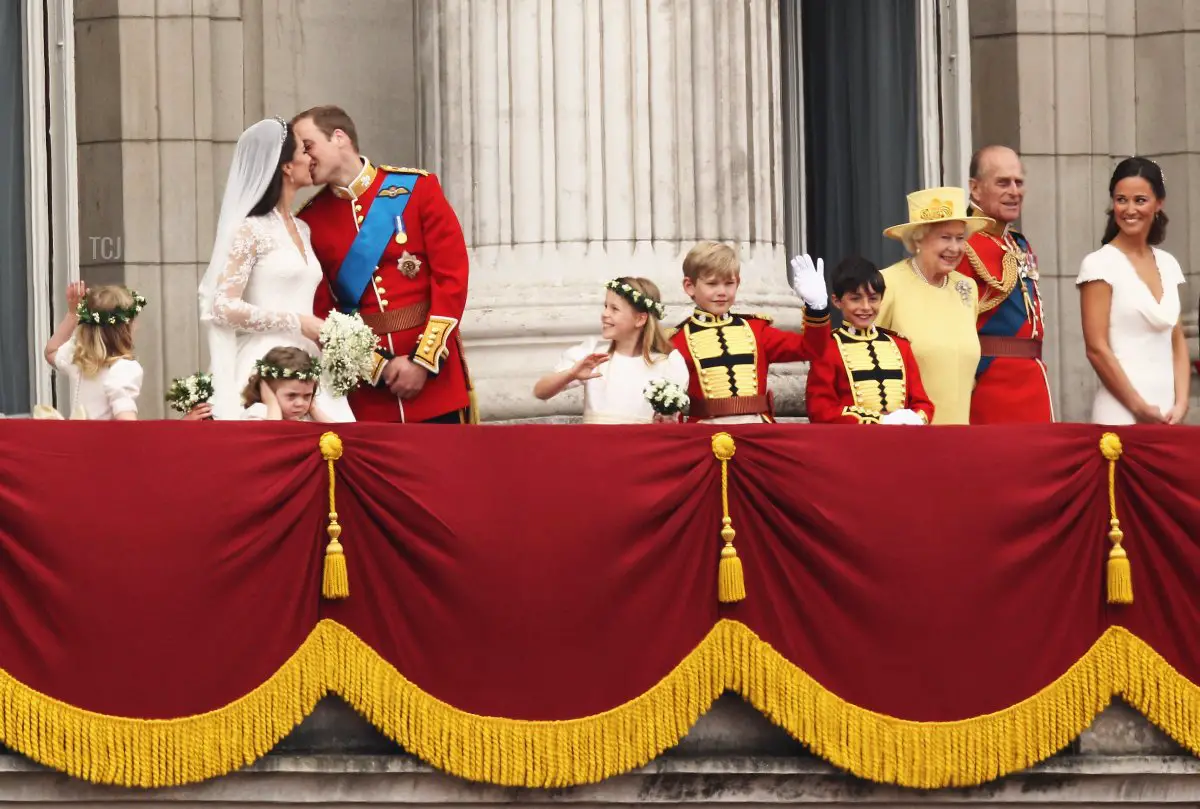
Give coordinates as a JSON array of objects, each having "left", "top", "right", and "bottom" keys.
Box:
[
  {"left": 326, "top": 620, "right": 728, "bottom": 787},
  {"left": 0, "top": 626, "right": 331, "bottom": 788},
  {"left": 0, "top": 622, "right": 1198, "bottom": 789},
  {"left": 326, "top": 620, "right": 1200, "bottom": 790}
]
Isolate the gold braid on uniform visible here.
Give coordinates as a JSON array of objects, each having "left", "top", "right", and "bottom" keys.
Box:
[{"left": 964, "top": 243, "right": 1019, "bottom": 315}]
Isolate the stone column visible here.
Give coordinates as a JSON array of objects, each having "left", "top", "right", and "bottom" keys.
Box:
[
  {"left": 415, "top": 0, "right": 802, "bottom": 421},
  {"left": 969, "top": 0, "right": 1200, "bottom": 423},
  {"left": 74, "top": 0, "right": 246, "bottom": 419}
]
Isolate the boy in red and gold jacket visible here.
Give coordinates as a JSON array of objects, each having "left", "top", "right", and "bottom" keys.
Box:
[
  {"left": 670, "top": 241, "right": 831, "bottom": 423},
  {"left": 806, "top": 256, "right": 933, "bottom": 425}
]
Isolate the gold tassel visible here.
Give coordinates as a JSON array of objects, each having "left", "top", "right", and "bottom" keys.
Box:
[
  {"left": 320, "top": 432, "right": 349, "bottom": 600},
  {"left": 711, "top": 433, "right": 745, "bottom": 603},
  {"left": 1099, "top": 432, "right": 1131, "bottom": 605}
]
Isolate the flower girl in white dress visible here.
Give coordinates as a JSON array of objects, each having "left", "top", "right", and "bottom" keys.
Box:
[
  {"left": 534, "top": 278, "right": 690, "bottom": 424},
  {"left": 41, "top": 282, "right": 146, "bottom": 420},
  {"left": 241, "top": 346, "right": 333, "bottom": 422}
]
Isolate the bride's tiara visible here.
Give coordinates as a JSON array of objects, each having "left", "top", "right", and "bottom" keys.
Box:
[{"left": 272, "top": 116, "right": 288, "bottom": 143}]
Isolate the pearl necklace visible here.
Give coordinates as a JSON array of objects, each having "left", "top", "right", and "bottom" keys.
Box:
[{"left": 910, "top": 259, "right": 948, "bottom": 289}]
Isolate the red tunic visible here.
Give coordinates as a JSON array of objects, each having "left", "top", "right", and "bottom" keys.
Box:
[
  {"left": 669, "top": 307, "right": 831, "bottom": 422},
  {"left": 806, "top": 326, "right": 934, "bottom": 425},
  {"left": 299, "top": 161, "right": 473, "bottom": 423},
  {"left": 958, "top": 230, "right": 1053, "bottom": 424}
]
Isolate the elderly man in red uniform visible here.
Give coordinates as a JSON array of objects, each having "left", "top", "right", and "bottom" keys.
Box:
[
  {"left": 293, "top": 105, "right": 474, "bottom": 423},
  {"left": 958, "top": 145, "right": 1054, "bottom": 423}
]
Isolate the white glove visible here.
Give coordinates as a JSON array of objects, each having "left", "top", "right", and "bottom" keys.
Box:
[
  {"left": 880, "top": 409, "right": 926, "bottom": 426},
  {"left": 788, "top": 253, "right": 829, "bottom": 310}
]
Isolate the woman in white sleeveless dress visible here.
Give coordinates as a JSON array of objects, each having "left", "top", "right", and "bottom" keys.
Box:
[
  {"left": 1077, "top": 157, "right": 1189, "bottom": 426},
  {"left": 198, "top": 117, "right": 354, "bottom": 421}
]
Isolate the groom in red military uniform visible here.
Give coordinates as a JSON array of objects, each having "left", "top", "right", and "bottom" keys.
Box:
[
  {"left": 293, "top": 105, "right": 474, "bottom": 423},
  {"left": 958, "top": 145, "right": 1053, "bottom": 423}
]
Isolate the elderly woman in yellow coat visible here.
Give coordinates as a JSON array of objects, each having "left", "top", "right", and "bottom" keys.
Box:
[{"left": 875, "top": 188, "right": 993, "bottom": 424}]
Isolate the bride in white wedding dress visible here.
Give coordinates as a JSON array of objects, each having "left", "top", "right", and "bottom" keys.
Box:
[{"left": 198, "top": 117, "right": 354, "bottom": 421}]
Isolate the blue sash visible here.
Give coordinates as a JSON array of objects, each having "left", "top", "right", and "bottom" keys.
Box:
[{"left": 333, "top": 173, "right": 419, "bottom": 312}]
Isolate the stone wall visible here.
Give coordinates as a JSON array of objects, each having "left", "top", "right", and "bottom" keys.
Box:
[
  {"left": 72, "top": 0, "right": 418, "bottom": 419},
  {"left": 71, "top": 0, "right": 802, "bottom": 422},
  {"left": 969, "top": 0, "right": 1200, "bottom": 423}
]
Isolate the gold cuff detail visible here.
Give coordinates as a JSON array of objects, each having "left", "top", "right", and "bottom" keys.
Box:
[{"left": 412, "top": 315, "right": 459, "bottom": 374}]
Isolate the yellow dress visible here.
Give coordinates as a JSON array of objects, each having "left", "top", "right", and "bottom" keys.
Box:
[{"left": 875, "top": 260, "right": 981, "bottom": 425}]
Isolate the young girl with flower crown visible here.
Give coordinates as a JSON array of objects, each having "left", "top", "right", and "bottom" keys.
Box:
[
  {"left": 241, "top": 346, "right": 332, "bottom": 422},
  {"left": 534, "top": 277, "right": 690, "bottom": 424},
  {"left": 42, "top": 282, "right": 146, "bottom": 420}
]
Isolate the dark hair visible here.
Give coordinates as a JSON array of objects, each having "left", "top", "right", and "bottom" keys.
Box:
[
  {"left": 248, "top": 123, "right": 297, "bottom": 217},
  {"left": 1102, "top": 157, "right": 1168, "bottom": 246},
  {"left": 831, "top": 255, "right": 886, "bottom": 299},
  {"left": 292, "top": 105, "right": 360, "bottom": 151}
]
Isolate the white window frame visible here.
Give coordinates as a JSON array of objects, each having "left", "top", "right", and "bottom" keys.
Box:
[
  {"left": 22, "top": 0, "right": 79, "bottom": 412},
  {"left": 917, "top": 0, "right": 973, "bottom": 188}
]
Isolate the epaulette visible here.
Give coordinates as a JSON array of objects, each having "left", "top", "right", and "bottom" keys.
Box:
[
  {"left": 878, "top": 326, "right": 909, "bottom": 341},
  {"left": 379, "top": 165, "right": 430, "bottom": 176},
  {"left": 740, "top": 312, "right": 774, "bottom": 324}
]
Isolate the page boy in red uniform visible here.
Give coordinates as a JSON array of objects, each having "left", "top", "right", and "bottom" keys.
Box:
[{"left": 806, "top": 256, "right": 934, "bottom": 425}]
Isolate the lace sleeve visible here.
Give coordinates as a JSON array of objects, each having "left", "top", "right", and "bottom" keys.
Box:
[{"left": 209, "top": 218, "right": 302, "bottom": 333}]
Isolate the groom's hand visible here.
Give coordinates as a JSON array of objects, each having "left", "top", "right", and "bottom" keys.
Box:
[{"left": 385, "top": 356, "right": 430, "bottom": 400}]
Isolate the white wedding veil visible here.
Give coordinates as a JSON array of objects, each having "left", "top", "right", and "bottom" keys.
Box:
[{"left": 198, "top": 118, "right": 287, "bottom": 419}]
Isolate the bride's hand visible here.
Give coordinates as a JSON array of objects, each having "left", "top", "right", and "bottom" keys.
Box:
[{"left": 299, "top": 315, "right": 325, "bottom": 343}]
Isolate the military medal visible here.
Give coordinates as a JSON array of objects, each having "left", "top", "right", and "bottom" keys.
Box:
[{"left": 395, "top": 215, "right": 407, "bottom": 245}]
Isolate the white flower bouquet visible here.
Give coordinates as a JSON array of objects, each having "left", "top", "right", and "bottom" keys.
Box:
[
  {"left": 644, "top": 379, "right": 690, "bottom": 417},
  {"left": 318, "top": 312, "right": 380, "bottom": 397},
  {"left": 165, "top": 372, "right": 214, "bottom": 413}
]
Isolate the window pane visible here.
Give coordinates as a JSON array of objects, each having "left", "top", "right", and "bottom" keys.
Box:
[
  {"left": 0, "top": 0, "right": 29, "bottom": 414},
  {"left": 801, "top": 0, "right": 920, "bottom": 273}
]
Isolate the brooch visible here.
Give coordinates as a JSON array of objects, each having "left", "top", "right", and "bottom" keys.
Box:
[
  {"left": 397, "top": 251, "right": 422, "bottom": 279},
  {"left": 955, "top": 279, "right": 973, "bottom": 307}
]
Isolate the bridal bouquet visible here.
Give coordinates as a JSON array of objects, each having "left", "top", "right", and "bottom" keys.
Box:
[
  {"left": 318, "top": 312, "right": 380, "bottom": 397},
  {"left": 644, "top": 379, "right": 690, "bottom": 417},
  {"left": 164, "top": 372, "right": 214, "bottom": 413}
]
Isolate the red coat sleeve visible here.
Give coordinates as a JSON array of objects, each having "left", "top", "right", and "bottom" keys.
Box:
[
  {"left": 313, "top": 274, "right": 337, "bottom": 320},
  {"left": 806, "top": 350, "right": 882, "bottom": 425},
  {"left": 757, "top": 309, "right": 832, "bottom": 364},
  {"left": 897, "top": 336, "right": 935, "bottom": 424},
  {"left": 409, "top": 174, "right": 470, "bottom": 375},
  {"left": 806, "top": 345, "right": 852, "bottom": 423}
]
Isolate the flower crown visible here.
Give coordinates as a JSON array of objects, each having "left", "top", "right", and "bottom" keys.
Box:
[
  {"left": 254, "top": 357, "right": 321, "bottom": 382},
  {"left": 605, "top": 279, "right": 666, "bottom": 320},
  {"left": 76, "top": 291, "right": 147, "bottom": 327}
]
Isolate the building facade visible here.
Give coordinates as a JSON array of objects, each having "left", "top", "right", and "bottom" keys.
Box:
[
  {"left": 16, "top": 0, "right": 1192, "bottom": 423},
  {"left": 1, "top": 3, "right": 1200, "bottom": 803}
]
